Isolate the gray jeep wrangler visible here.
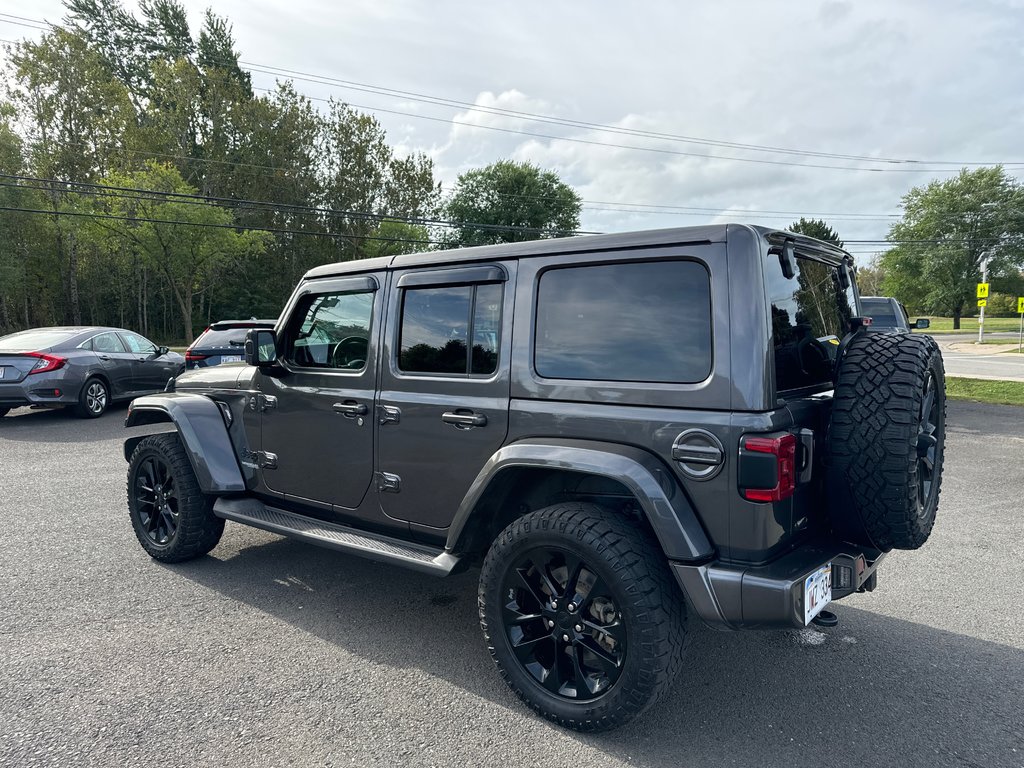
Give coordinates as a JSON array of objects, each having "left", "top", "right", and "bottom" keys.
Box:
[{"left": 122, "top": 224, "right": 945, "bottom": 731}]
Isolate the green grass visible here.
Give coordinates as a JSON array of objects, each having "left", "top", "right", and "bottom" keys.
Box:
[
  {"left": 946, "top": 377, "right": 1024, "bottom": 406},
  {"left": 923, "top": 316, "right": 1023, "bottom": 333}
]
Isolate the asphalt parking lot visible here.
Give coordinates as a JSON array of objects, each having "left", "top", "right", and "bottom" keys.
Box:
[{"left": 1, "top": 401, "right": 1022, "bottom": 768}]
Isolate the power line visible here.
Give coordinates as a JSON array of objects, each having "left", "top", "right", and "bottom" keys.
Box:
[
  {"left": 0, "top": 204, "right": 440, "bottom": 245},
  {"left": 255, "top": 86, "right": 1004, "bottom": 175},
  {"left": 0, "top": 173, "right": 596, "bottom": 237},
  {"left": 7, "top": 11, "right": 1024, "bottom": 174},
  {"left": 242, "top": 62, "right": 1024, "bottom": 168}
]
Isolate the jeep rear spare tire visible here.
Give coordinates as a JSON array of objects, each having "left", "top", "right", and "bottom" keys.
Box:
[{"left": 826, "top": 333, "right": 946, "bottom": 551}]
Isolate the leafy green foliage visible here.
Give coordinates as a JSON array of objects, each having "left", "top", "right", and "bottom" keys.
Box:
[
  {"left": 787, "top": 217, "right": 845, "bottom": 248},
  {"left": 880, "top": 167, "right": 1024, "bottom": 327},
  {"left": 93, "top": 163, "right": 269, "bottom": 342},
  {"left": 443, "top": 160, "right": 582, "bottom": 247}
]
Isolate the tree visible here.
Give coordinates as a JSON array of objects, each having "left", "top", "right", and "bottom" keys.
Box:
[
  {"left": 788, "top": 217, "right": 845, "bottom": 248},
  {"left": 443, "top": 160, "right": 582, "bottom": 247},
  {"left": 880, "top": 167, "right": 1024, "bottom": 328},
  {"left": 7, "top": 29, "right": 137, "bottom": 324},
  {"left": 94, "top": 162, "right": 269, "bottom": 342},
  {"left": 854, "top": 260, "right": 886, "bottom": 296}
]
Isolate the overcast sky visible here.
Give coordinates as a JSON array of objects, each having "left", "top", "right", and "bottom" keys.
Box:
[{"left": 4, "top": 0, "right": 1024, "bottom": 261}]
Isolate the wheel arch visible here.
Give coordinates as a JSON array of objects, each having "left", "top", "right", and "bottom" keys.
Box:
[
  {"left": 446, "top": 439, "right": 714, "bottom": 563},
  {"left": 81, "top": 370, "right": 111, "bottom": 396},
  {"left": 124, "top": 393, "right": 245, "bottom": 494}
]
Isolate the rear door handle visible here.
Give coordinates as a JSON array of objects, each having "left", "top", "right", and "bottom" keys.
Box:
[
  {"left": 333, "top": 401, "right": 368, "bottom": 418},
  {"left": 98, "top": 355, "right": 110, "bottom": 361},
  {"left": 442, "top": 411, "right": 487, "bottom": 429}
]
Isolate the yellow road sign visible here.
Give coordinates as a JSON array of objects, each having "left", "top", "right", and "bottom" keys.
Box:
[
  {"left": 977, "top": 299, "right": 987, "bottom": 308},
  {"left": 977, "top": 283, "right": 990, "bottom": 298},
  {"left": 1018, "top": 297, "right": 1024, "bottom": 314}
]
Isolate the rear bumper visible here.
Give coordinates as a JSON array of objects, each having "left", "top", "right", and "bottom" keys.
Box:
[
  {"left": 672, "top": 540, "right": 885, "bottom": 630},
  {"left": 0, "top": 377, "right": 77, "bottom": 408}
]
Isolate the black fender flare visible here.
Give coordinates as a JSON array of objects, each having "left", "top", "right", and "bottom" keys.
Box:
[
  {"left": 446, "top": 439, "right": 714, "bottom": 562},
  {"left": 123, "top": 393, "right": 246, "bottom": 494}
]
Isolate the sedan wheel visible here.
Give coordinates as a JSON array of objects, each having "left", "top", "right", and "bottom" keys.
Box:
[{"left": 74, "top": 377, "right": 109, "bottom": 418}]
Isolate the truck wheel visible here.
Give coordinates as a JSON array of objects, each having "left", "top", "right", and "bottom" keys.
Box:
[
  {"left": 826, "top": 332, "right": 946, "bottom": 551},
  {"left": 478, "top": 502, "right": 686, "bottom": 732},
  {"left": 74, "top": 377, "right": 109, "bottom": 418},
  {"left": 127, "top": 433, "right": 224, "bottom": 562}
]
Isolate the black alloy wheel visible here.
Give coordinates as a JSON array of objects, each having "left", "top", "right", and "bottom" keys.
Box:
[
  {"left": 479, "top": 502, "right": 686, "bottom": 731},
  {"left": 133, "top": 455, "right": 180, "bottom": 547},
  {"left": 916, "top": 370, "right": 941, "bottom": 516},
  {"left": 501, "top": 547, "right": 626, "bottom": 701},
  {"left": 126, "top": 433, "right": 224, "bottom": 562}
]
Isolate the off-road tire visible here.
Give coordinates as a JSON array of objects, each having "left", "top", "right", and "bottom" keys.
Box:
[
  {"left": 826, "top": 332, "right": 946, "bottom": 551},
  {"left": 127, "top": 433, "right": 224, "bottom": 562},
  {"left": 74, "top": 376, "right": 109, "bottom": 418},
  {"left": 479, "top": 502, "right": 686, "bottom": 732}
]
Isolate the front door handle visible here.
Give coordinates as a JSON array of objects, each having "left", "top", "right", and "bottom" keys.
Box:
[
  {"left": 98, "top": 355, "right": 110, "bottom": 361},
  {"left": 442, "top": 411, "right": 487, "bottom": 429},
  {"left": 333, "top": 401, "right": 368, "bottom": 418}
]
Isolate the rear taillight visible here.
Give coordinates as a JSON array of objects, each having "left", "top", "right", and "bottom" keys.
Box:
[
  {"left": 739, "top": 433, "right": 797, "bottom": 502},
  {"left": 185, "top": 351, "right": 207, "bottom": 363},
  {"left": 26, "top": 352, "right": 67, "bottom": 375}
]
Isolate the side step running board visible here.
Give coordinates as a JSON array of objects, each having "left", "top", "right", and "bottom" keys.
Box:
[{"left": 213, "top": 497, "right": 459, "bottom": 576}]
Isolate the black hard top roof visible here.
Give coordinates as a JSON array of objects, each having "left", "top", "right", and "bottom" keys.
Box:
[{"left": 302, "top": 223, "right": 851, "bottom": 281}]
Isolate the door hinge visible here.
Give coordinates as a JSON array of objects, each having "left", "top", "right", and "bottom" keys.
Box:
[
  {"left": 248, "top": 393, "right": 278, "bottom": 412},
  {"left": 376, "top": 471, "right": 401, "bottom": 493},
  {"left": 257, "top": 450, "right": 278, "bottom": 469},
  {"left": 377, "top": 405, "right": 401, "bottom": 425}
]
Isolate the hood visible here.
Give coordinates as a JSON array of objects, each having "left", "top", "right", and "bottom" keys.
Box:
[{"left": 173, "top": 364, "right": 252, "bottom": 391}]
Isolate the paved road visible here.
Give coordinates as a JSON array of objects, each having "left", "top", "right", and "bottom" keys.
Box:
[
  {"left": 931, "top": 333, "right": 1024, "bottom": 381},
  {"left": 1, "top": 403, "right": 1022, "bottom": 768}
]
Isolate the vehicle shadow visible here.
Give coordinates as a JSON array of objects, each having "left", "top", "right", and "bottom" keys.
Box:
[
  {"left": 174, "top": 534, "right": 1024, "bottom": 768},
  {"left": 0, "top": 402, "right": 138, "bottom": 443}
]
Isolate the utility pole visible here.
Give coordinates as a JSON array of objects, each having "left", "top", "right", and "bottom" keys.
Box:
[{"left": 977, "top": 254, "right": 988, "bottom": 345}]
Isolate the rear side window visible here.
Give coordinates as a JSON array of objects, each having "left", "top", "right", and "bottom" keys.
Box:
[
  {"left": 87, "top": 332, "right": 127, "bottom": 353},
  {"left": 398, "top": 284, "right": 502, "bottom": 375},
  {"left": 767, "top": 254, "right": 856, "bottom": 392},
  {"left": 534, "top": 260, "right": 713, "bottom": 383}
]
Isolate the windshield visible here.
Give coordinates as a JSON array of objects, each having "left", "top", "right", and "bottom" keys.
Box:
[
  {"left": 194, "top": 328, "right": 251, "bottom": 348},
  {"left": 860, "top": 298, "right": 900, "bottom": 328},
  {"left": 766, "top": 253, "right": 856, "bottom": 393},
  {"left": 0, "top": 329, "right": 77, "bottom": 351}
]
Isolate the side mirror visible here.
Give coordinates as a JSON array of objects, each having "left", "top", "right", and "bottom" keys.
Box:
[
  {"left": 245, "top": 329, "right": 278, "bottom": 366},
  {"left": 157, "top": 345, "right": 169, "bottom": 357},
  {"left": 915, "top": 318, "right": 931, "bottom": 330}
]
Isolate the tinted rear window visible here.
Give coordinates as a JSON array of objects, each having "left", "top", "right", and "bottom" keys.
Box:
[
  {"left": 860, "top": 299, "right": 899, "bottom": 327},
  {"left": 766, "top": 254, "right": 856, "bottom": 392},
  {"left": 534, "top": 260, "right": 713, "bottom": 383},
  {"left": 0, "top": 330, "right": 77, "bottom": 351},
  {"left": 194, "top": 328, "right": 251, "bottom": 348}
]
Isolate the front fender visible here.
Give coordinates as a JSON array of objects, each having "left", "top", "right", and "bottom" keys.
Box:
[
  {"left": 446, "top": 439, "right": 714, "bottom": 562},
  {"left": 124, "top": 393, "right": 246, "bottom": 494}
]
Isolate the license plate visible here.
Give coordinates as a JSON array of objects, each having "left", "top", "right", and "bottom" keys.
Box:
[
  {"left": 221, "top": 355, "right": 242, "bottom": 363},
  {"left": 804, "top": 563, "right": 832, "bottom": 625}
]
